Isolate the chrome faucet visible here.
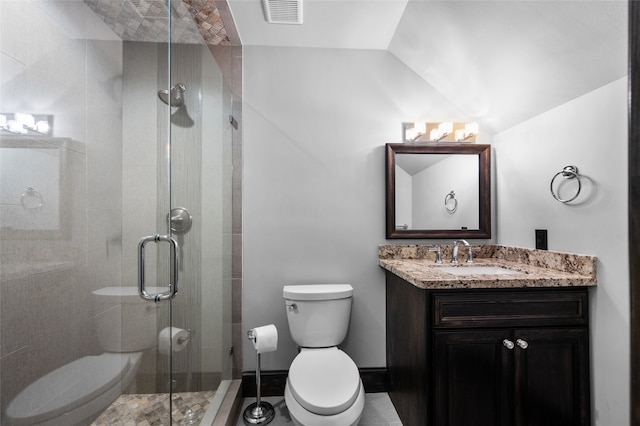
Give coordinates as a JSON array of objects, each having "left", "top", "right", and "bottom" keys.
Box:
[{"left": 451, "top": 239, "right": 474, "bottom": 264}]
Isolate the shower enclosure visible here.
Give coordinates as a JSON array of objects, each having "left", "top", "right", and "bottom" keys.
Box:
[{"left": 0, "top": 0, "right": 240, "bottom": 424}]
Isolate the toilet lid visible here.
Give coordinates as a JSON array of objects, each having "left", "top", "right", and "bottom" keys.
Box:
[
  {"left": 5, "top": 353, "right": 136, "bottom": 425},
  {"left": 288, "top": 347, "right": 360, "bottom": 416}
]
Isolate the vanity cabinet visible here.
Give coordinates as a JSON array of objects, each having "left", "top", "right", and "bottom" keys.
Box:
[{"left": 386, "top": 271, "right": 591, "bottom": 426}]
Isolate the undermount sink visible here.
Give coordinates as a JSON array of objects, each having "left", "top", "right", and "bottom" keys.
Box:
[{"left": 440, "top": 265, "right": 522, "bottom": 276}]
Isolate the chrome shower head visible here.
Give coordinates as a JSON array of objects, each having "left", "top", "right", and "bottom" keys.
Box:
[{"left": 158, "top": 83, "right": 186, "bottom": 107}]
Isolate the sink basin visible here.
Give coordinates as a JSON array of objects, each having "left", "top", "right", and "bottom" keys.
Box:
[{"left": 441, "top": 265, "right": 521, "bottom": 276}]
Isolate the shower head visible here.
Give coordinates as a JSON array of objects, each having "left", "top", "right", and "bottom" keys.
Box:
[{"left": 158, "top": 83, "right": 186, "bottom": 107}]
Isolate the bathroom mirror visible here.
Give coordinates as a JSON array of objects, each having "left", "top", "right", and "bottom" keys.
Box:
[
  {"left": 0, "top": 135, "right": 72, "bottom": 239},
  {"left": 385, "top": 143, "right": 491, "bottom": 239}
]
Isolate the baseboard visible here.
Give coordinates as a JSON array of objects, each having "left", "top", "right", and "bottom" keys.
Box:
[{"left": 241, "top": 368, "right": 389, "bottom": 397}]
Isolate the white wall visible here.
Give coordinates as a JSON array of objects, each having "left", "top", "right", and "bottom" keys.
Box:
[
  {"left": 242, "top": 46, "right": 465, "bottom": 371},
  {"left": 493, "top": 77, "right": 629, "bottom": 426}
]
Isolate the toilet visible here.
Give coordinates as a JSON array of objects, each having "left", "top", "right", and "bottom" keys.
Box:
[
  {"left": 283, "top": 284, "right": 365, "bottom": 426},
  {"left": 4, "top": 286, "right": 158, "bottom": 426}
]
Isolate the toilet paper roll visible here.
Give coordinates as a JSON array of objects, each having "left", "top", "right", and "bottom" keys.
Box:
[
  {"left": 158, "top": 327, "right": 190, "bottom": 356},
  {"left": 249, "top": 324, "right": 278, "bottom": 354}
]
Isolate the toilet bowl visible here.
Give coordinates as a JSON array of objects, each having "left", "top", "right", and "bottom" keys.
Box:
[
  {"left": 283, "top": 284, "right": 365, "bottom": 426},
  {"left": 4, "top": 287, "right": 158, "bottom": 425},
  {"left": 285, "top": 347, "right": 365, "bottom": 426}
]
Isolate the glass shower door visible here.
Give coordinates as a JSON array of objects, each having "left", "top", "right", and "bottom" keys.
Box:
[
  {"left": 140, "top": 7, "right": 235, "bottom": 421},
  {"left": 129, "top": 0, "right": 235, "bottom": 417}
]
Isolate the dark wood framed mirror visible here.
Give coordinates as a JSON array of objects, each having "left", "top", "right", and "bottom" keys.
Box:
[{"left": 385, "top": 143, "right": 491, "bottom": 239}]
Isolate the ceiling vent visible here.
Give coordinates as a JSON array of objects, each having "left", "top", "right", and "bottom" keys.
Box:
[{"left": 262, "top": 0, "right": 303, "bottom": 24}]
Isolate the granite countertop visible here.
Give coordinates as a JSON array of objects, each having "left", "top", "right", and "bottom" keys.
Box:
[{"left": 378, "top": 244, "right": 597, "bottom": 290}]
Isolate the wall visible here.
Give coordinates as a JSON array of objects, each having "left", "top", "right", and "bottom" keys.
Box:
[
  {"left": 395, "top": 166, "right": 412, "bottom": 229},
  {"left": 242, "top": 46, "right": 629, "bottom": 425},
  {"left": 242, "top": 46, "right": 469, "bottom": 371},
  {"left": 412, "top": 155, "right": 479, "bottom": 230},
  {"left": 493, "top": 77, "right": 629, "bottom": 426}
]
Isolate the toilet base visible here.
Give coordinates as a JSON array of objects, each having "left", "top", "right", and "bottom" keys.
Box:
[
  {"left": 243, "top": 401, "right": 275, "bottom": 425},
  {"left": 284, "top": 379, "right": 365, "bottom": 426}
]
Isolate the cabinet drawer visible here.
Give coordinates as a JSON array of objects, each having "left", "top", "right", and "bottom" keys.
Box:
[{"left": 433, "top": 290, "right": 588, "bottom": 328}]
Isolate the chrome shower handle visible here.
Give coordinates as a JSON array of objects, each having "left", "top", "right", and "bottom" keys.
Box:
[{"left": 138, "top": 234, "right": 179, "bottom": 302}]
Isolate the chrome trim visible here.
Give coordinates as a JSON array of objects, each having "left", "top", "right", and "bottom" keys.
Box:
[
  {"left": 138, "top": 234, "right": 179, "bottom": 302},
  {"left": 550, "top": 165, "right": 582, "bottom": 203}
]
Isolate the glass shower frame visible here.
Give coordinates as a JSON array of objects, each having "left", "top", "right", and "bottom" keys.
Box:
[{"left": 0, "top": 0, "right": 236, "bottom": 423}]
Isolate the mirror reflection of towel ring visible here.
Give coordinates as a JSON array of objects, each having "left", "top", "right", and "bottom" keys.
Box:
[
  {"left": 445, "top": 191, "right": 458, "bottom": 213},
  {"left": 21, "top": 187, "right": 43, "bottom": 210},
  {"left": 550, "top": 165, "right": 582, "bottom": 203}
]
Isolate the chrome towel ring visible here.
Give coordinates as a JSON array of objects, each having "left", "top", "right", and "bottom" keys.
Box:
[
  {"left": 550, "top": 165, "right": 582, "bottom": 203},
  {"left": 21, "top": 187, "right": 43, "bottom": 210},
  {"left": 445, "top": 190, "right": 458, "bottom": 213}
]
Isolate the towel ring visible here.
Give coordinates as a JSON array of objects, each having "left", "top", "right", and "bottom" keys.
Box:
[
  {"left": 21, "top": 187, "right": 43, "bottom": 210},
  {"left": 445, "top": 191, "right": 458, "bottom": 213},
  {"left": 550, "top": 165, "right": 582, "bottom": 203}
]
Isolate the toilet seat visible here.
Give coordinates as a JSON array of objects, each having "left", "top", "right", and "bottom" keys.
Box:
[
  {"left": 5, "top": 352, "right": 141, "bottom": 426},
  {"left": 288, "top": 347, "right": 360, "bottom": 416}
]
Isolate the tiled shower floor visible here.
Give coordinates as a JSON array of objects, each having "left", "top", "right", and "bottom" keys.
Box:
[{"left": 91, "top": 391, "right": 214, "bottom": 425}]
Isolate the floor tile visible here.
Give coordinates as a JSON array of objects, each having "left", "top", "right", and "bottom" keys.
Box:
[{"left": 236, "top": 393, "right": 402, "bottom": 426}]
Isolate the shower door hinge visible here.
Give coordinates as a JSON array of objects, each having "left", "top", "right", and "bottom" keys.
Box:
[
  {"left": 229, "top": 114, "right": 238, "bottom": 130},
  {"left": 228, "top": 346, "right": 234, "bottom": 356}
]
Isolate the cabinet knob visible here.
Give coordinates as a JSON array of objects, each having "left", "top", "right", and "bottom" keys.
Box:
[
  {"left": 516, "top": 339, "right": 529, "bottom": 349},
  {"left": 503, "top": 339, "right": 515, "bottom": 350}
]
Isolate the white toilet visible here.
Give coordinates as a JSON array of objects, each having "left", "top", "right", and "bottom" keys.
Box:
[
  {"left": 4, "top": 287, "right": 157, "bottom": 426},
  {"left": 283, "top": 284, "right": 365, "bottom": 426}
]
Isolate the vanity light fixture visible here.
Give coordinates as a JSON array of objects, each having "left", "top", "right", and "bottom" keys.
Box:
[
  {"left": 0, "top": 113, "right": 53, "bottom": 136},
  {"left": 455, "top": 122, "right": 479, "bottom": 141},
  {"left": 403, "top": 122, "right": 426, "bottom": 142},
  {"left": 402, "top": 121, "right": 479, "bottom": 143},
  {"left": 430, "top": 122, "right": 453, "bottom": 141}
]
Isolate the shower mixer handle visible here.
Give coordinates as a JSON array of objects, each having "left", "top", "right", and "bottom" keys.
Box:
[{"left": 138, "top": 234, "right": 179, "bottom": 302}]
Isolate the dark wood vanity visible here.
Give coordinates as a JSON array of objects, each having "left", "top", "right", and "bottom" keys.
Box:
[{"left": 380, "top": 244, "right": 596, "bottom": 426}]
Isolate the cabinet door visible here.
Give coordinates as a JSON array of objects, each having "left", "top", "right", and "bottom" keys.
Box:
[
  {"left": 433, "top": 330, "right": 513, "bottom": 426},
  {"left": 513, "top": 328, "right": 590, "bottom": 426}
]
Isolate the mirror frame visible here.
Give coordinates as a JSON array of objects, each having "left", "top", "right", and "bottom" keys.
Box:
[{"left": 385, "top": 142, "right": 491, "bottom": 239}]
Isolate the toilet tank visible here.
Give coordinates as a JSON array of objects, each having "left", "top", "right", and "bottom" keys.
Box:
[{"left": 283, "top": 284, "right": 353, "bottom": 348}]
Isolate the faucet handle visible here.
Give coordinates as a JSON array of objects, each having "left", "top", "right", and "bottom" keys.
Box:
[
  {"left": 428, "top": 245, "right": 443, "bottom": 264},
  {"left": 466, "top": 246, "right": 474, "bottom": 263}
]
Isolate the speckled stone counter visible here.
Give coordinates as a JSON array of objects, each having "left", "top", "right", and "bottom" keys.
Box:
[{"left": 378, "top": 244, "right": 597, "bottom": 289}]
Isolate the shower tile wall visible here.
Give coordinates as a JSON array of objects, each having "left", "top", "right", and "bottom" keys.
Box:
[{"left": 0, "top": 0, "right": 124, "bottom": 414}]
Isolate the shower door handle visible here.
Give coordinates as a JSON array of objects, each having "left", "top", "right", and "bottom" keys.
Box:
[{"left": 138, "top": 234, "right": 179, "bottom": 302}]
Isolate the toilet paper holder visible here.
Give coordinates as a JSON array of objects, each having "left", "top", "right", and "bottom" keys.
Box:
[
  {"left": 178, "top": 332, "right": 191, "bottom": 345},
  {"left": 243, "top": 329, "right": 275, "bottom": 425}
]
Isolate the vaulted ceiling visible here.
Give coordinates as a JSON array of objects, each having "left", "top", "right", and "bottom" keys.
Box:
[{"left": 227, "top": 0, "right": 628, "bottom": 133}]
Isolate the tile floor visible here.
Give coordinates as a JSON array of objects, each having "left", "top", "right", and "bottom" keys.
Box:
[
  {"left": 90, "top": 391, "right": 403, "bottom": 425},
  {"left": 91, "top": 391, "right": 214, "bottom": 425},
  {"left": 236, "top": 393, "right": 403, "bottom": 426}
]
